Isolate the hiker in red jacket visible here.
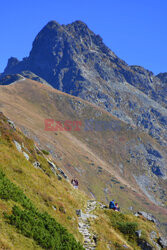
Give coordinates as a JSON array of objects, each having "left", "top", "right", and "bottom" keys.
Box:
[
  {"left": 71, "top": 178, "right": 79, "bottom": 189},
  {"left": 114, "top": 203, "right": 120, "bottom": 211}
]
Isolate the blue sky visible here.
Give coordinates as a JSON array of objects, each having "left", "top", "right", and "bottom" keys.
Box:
[{"left": 0, "top": 0, "right": 166, "bottom": 74}]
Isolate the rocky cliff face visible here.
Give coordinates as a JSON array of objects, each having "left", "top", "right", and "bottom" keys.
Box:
[
  {"left": 2, "top": 20, "right": 167, "bottom": 165},
  {"left": 3, "top": 20, "right": 166, "bottom": 103}
]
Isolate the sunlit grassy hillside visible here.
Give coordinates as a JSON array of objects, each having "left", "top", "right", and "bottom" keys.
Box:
[
  {"left": 0, "top": 112, "right": 162, "bottom": 249},
  {"left": 0, "top": 79, "right": 166, "bottom": 235}
]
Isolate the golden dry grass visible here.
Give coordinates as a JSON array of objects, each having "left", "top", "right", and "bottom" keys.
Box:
[{"left": 0, "top": 79, "right": 166, "bottom": 235}]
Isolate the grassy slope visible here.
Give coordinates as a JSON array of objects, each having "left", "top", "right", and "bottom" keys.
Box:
[
  {"left": 91, "top": 208, "right": 160, "bottom": 250},
  {"left": 0, "top": 79, "right": 166, "bottom": 235},
  {"left": 0, "top": 112, "right": 161, "bottom": 249},
  {"left": 0, "top": 112, "right": 86, "bottom": 248}
]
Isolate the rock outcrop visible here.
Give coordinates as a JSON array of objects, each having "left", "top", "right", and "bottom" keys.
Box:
[
  {"left": 1, "top": 20, "right": 167, "bottom": 226},
  {"left": 14, "top": 140, "right": 29, "bottom": 160},
  {"left": 135, "top": 211, "right": 157, "bottom": 224},
  {"left": 1, "top": 20, "right": 167, "bottom": 149},
  {"left": 19, "top": 71, "right": 50, "bottom": 85},
  {"left": 0, "top": 74, "right": 23, "bottom": 85},
  {"left": 158, "top": 236, "right": 167, "bottom": 249},
  {"left": 7, "top": 119, "right": 16, "bottom": 130}
]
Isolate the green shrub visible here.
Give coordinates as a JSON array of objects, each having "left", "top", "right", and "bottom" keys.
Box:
[
  {"left": 105, "top": 210, "right": 138, "bottom": 238},
  {"left": 67, "top": 216, "right": 72, "bottom": 220},
  {"left": 117, "top": 222, "right": 138, "bottom": 235},
  {"left": 0, "top": 170, "right": 34, "bottom": 210},
  {"left": 5, "top": 206, "right": 83, "bottom": 249},
  {"left": 41, "top": 149, "right": 50, "bottom": 155},
  {"left": 0, "top": 170, "right": 84, "bottom": 249}
]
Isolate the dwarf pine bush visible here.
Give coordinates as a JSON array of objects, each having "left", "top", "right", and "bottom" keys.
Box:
[{"left": 0, "top": 170, "right": 83, "bottom": 249}]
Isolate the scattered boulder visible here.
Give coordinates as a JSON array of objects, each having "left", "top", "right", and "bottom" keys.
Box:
[
  {"left": 47, "top": 160, "right": 57, "bottom": 174},
  {"left": 137, "top": 239, "right": 153, "bottom": 250},
  {"left": 57, "top": 168, "right": 68, "bottom": 179},
  {"left": 14, "top": 140, "right": 29, "bottom": 160},
  {"left": 35, "top": 145, "right": 42, "bottom": 154},
  {"left": 100, "top": 204, "right": 108, "bottom": 209},
  {"left": 57, "top": 174, "right": 62, "bottom": 180},
  {"left": 158, "top": 237, "right": 167, "bottom": 249},
  {"left": 135, "top": 230, "right": 142, "bottom": 238},
  {"left": 7, "top": 119, "right": 16, "bottom": 130},
  {"left": 14, "top": 140, "right": 30, "bottom": 161},
  {"left": 152, "top": 242, "right": 161, "bottom": 250},
  {"left": 76, "top": 209, "right": 82, "bottom": 217},
  {"left": 150, "top": 231, "right": 157, "bottom": 240},
  {"left": 98, "top": 202, "right": 108, "bottom": 209},
  {"left": 47, "top": 160, "right": 57, "bottom": 170},
  {"left": 93, "top": 235, "right": 98, "bottom": 244},
  {"left": 52, "top": 205, "right": 57, "bottom": 211},
  {"left": 33, "top": 161, "right": 41, "bottom": 169},
  {"left": 135, "top": 211, "right": 157, "bottom": 223},
  {"left": 14, "top": 140, "right": 22, "bottom": 152},
  {"left": 23, "top": 151, "right": 29, "bottom": 160},
  {"left": 122, "top": 245, "right": 129, "bottom": 248}
]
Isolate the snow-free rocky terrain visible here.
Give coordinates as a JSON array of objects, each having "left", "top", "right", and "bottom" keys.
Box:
[{"left": 0, "top": 20, "right": 167, "bottom": 237}]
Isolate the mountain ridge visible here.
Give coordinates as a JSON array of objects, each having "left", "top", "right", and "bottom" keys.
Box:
[
  {"left": 0, "top": 79, "right": 167, "bottom": 237},
  {"left": 1, "top": 21, "right": 167, "bottom": 148},
  {"left": 1, "top": 19, "right": 167, "bottom": 107},
  {"left": 1, "top": 110, "right": 166, "bottom": 249},
  {"left": 0, "top": 19, "right": 167, "bottom": 238}
]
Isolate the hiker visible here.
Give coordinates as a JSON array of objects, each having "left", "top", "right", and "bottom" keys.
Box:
[
  {"left": 74, "top": 178, "right": 79, "bottom": 189},
  {"left": 114, "top": 203, "right": 120, "bottom": 212},
  {"left": 71, "top": 178, "right": 79, "bottom": 189},
  {"left": 109, "top": 200, "right": 115, "bottom": 209}
]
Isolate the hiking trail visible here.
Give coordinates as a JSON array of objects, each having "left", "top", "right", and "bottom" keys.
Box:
[{"left": 78, "top": 200, "right": 98, "bottom": 250}]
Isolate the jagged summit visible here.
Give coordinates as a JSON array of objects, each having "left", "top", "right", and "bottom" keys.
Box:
[
  {"left": 47, "top": 20, "right": 61, "bottom": 26},
  {"left": 1, "top": 19, "right": 167, "bottom": 147},
  {"left": 38, "top": 20, "right": 62, "bottom": 34},
  {"left": 4, "top": 57, "right": 20, "bottom": 73},
  {"left": 3, "top": 19, "right": 119, "bottom": 88},
  {"left": 66, "top": 20, "right": 89, "bottom": 28},
  {"left": 65, "top": 20, "right": 92, "bottom": 36},
  {"left": 157, "top": 72, "right": 167, "bottom": 84},
  {"left": 36, "top": 19, "right": 88, "bottom": 29},
  {"left": 1, "top": 19, "right": 167, "bottom": 243}
]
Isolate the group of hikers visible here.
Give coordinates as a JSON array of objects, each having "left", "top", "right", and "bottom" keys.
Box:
[
  {"left": 109, "top": 200, "right": 120, "bottom": 211},
  {"left": 71, "top": 178, "right": 79, "bottom": 189},
  {"left": 71, "top": 178, "right": 120, "bottom": 212}
]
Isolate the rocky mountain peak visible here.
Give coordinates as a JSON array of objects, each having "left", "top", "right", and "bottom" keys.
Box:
[
  {"left": 1, "top": 20, "right": 167, "bottom": 147},
  {"left": 4, "top": 57, "right": 20, "bottom": 73},
  {"left": 31, "top": 20, "right": 63, "bottom": 50},
  {"left": 65, "top": 20, "right": 90, "bottom": 36},
  {"left": 156, "top": 72, "right": 167, "bottom": 84},
  {"left": 130, "top": 65, "right": 154, "bottom": 76},
  {"left": 67, "top": 20, "right": 89, "bottom": 29},
  {"left": 46, "top": 20, "right": 61, "bottom": 28},
  {"left": 1, "top": 19, "right": 167, "bottom": 241},
  {"left": 36, "top": 20, "right": 62, "bottom": 36}
]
